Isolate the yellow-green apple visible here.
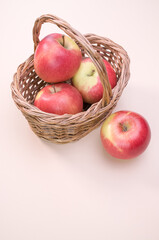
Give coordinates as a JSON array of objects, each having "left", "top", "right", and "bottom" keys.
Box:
[
  {"left": 34, "top": 33, "right": 82, "bottom": 83},
  {"left": 34, "top": 83, "right": 83, "bottom": 115},
  {"left": 72, "top": 57, "right": 117, "bottom": 104},
  {"left": 100, "top": 111, "right": 151, "bottom": 159}
]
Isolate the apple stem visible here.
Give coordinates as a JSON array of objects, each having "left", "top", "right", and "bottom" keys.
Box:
[
  {"left": 87, "top": 69, "right": 95, "bottom": 77},
  {"left": 52, "top": 85, "right": 56, "bottom": 93},
  {"left": 62, "top": 35, "right": 65, "bottom": 47},
  {"left": 119, "top": 123, "right": 128, "bottom": 132}
]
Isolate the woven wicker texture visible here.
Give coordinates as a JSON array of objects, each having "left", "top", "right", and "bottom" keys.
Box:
[{"left": 11, "top": 14, "right": 130, "bottom": 143}]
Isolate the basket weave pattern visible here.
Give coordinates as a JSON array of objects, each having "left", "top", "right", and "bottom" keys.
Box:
[{"left": 11, "top": 14, "right": 130, "bottom": 143}]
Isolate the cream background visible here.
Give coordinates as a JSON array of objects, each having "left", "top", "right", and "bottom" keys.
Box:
[{"left": 0, "top": 0, "right": 159, "bottom": 239}]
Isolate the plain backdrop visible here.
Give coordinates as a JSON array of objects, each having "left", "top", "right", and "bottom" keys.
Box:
[{"left": 0, "top": 0, "right": 159, "bottom": 240}]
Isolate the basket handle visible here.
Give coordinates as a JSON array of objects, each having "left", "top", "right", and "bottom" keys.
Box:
[{"left": 32, "top": 14, "right": 112, "bottom": 107}]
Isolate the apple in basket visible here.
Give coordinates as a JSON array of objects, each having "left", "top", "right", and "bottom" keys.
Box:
[
  {"left": 34, "top": 83, "right": 83, "bottom": 115},
  {"left": 100, "top": 111, "right": 151, "bottom": 159},
  {"left": 72, "top": 57, "right": 117, "bottom": 104},
  {"left": 34, "top": 33, "right": 82, "bottom": 83}
]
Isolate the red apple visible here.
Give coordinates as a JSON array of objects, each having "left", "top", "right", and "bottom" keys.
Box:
[
  {"left": 34, "top": 83, "right": 83, "bottom": 115},
  {"left": 34, "top": 33, "right": 82, "bottom": 83},
  {"left": 72, "top": 57, "right": 117, "bottom": 104},
  {"left": 100, "top": 111, "right": 151, "bottom": 159}
]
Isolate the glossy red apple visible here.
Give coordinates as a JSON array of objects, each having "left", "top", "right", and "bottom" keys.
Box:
[
  {"left": 34, "top": 83, "right": 83, "bottom": 115},
  {"left": 100, "top": 111, "right": 151, "bottom": 159},
  {"left": 72, "top": 57, "right": 117, "bottom": 104},
  {"left": 34, "top": 33, "right": 82, "bottom": 83}
]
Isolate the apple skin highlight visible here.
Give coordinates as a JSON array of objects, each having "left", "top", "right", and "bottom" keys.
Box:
[{"left": 100, "top": 111, "right": 151, "bottom": 159}]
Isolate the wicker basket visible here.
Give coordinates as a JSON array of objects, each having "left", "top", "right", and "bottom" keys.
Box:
[{"left": 11, "top": 14, "right": 130, "bottom": 143}]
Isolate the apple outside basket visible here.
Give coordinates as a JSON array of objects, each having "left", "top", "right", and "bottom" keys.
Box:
[{"left": 11, "top": 14, "right": 130, "bottom": 143}]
